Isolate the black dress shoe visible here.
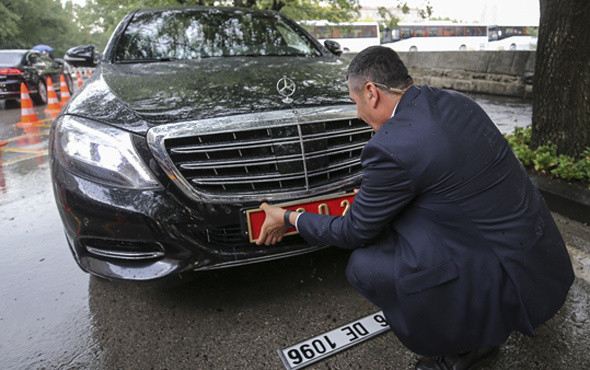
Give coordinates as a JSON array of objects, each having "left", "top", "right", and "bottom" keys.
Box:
[{"left": 415, "top": 346, "right": 500, "bottom": 370}]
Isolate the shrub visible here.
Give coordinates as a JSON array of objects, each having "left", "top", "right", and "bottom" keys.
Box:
[{"left": 504, "top": 126, "right": 590, "bottom": 189}]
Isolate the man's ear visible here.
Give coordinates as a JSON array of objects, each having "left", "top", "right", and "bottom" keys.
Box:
[
  {"left": 365, "top": 82, "right": 378, "bottom": 107},
  {"left": 365, "top": 82, "right": 374, "bottom": 96},
  {"left": 367, "top": 85, "right": 380, "bottom": 108}
]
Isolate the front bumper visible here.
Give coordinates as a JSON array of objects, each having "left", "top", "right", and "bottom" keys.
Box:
[
  {"left": 0, "top": 81, "right": 21, "bottom": 99},
  {"left": 0, "top": 75, "right": 33, "bottom": 100},
  {"left": 51, "top": 163, "right": 330, "bottom": 281},
  {"left": 50, "top": 104, "right": 367, "bottom": 281}
]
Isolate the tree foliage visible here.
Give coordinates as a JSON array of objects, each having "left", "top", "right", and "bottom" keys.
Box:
[
  {"left": 0, "top": 0, "right": 78, "bottom": 55},
  {"left": 0, "top": 1, "right": 21, "bottom": 42},
  {"left": 377, "top": 6, "right": 401, "bottom": 31},
  {"left": 278, "top": 0, "right": 360, "bottom": 23}
]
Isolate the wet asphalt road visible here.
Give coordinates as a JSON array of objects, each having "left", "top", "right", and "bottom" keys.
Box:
[{"left": 1, "top": 95, "right": 589, "bottom": 370}]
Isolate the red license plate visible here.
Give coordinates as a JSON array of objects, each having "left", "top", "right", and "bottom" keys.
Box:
[{"left": 245, "top": 192, "right": 355, "bottom": 243}]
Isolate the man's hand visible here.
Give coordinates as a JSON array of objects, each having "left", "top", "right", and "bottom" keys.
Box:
[{"left": 256, "top": 203, "right": 288, "bottom": 246}]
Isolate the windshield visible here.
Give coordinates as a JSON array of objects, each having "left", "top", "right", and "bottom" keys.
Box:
[
  {"left": 115, "top": 8, "right": 322, "bottom": 62},
  {"left": 0, "top": 51, "right": 25, "bottom": 66}
]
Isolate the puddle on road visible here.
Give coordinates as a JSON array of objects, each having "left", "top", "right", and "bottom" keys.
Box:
[{"left": 0, "top": 162, "right": 100, "bottom": 369}]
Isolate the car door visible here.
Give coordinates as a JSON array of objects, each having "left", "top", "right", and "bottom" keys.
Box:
[
  {"left": 23, "top": 52, "right": 42, "bottom": 93},
  {"left": 39, "top": 53, "right": 62, "bottom": 92}
]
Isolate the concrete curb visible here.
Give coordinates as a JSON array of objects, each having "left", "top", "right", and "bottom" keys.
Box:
[{"left": 529, "top": 171, "right": 590, "bottom": 224}]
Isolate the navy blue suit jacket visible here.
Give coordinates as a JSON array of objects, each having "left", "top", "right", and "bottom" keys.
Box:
[{"left": 297, "top": 85, "right": 574, "bottom": 355}]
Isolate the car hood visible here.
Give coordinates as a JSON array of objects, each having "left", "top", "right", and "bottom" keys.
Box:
[{"left": 65, "top": 56, "right": 352, "bottom": 135}]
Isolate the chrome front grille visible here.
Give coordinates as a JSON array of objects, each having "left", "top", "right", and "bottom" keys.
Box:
[
  {"left": 183, "top": 223, "right": 307, "bottom": 253},
  {"left": 147, "top": 105, "right": 371, "bottom": 202}
]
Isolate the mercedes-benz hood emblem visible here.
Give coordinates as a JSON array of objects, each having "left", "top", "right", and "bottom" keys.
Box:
[{"left": 276, "top": 77, "right": 296, "bottom": 104}]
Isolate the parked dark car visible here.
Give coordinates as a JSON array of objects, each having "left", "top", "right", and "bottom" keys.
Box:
[
  {"left": 0, "top": 49, "right": 72, "bottom": 104},
  {"left": 50, "top": 6, "right": 371, "bottom": 281}
]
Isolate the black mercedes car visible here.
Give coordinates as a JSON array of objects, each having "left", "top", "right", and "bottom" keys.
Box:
[
  {"left": 50, "top": 6, "right": 372, "bottom": 280},
  {"left": 0, "top": 49, "right": 71, "bottom": 104}
]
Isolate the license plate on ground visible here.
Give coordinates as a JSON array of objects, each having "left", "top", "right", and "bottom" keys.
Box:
[
  {"left": 277, "top": 311, "right": 391, "bottom": 369},
  {"left": 244, "top": 192, "right": 355, "bottom": 243}
]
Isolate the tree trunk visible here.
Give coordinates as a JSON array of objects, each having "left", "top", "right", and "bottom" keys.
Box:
[{"left": 532, "top": 0, "right": 590, "bottom": 157}]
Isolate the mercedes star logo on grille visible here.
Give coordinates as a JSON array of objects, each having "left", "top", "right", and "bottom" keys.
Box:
[{"left": 276, "top": 77, "right": 296, "bottom": 104}]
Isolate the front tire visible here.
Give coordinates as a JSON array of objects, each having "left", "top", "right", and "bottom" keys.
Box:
[
  {"left": 32, "top": 79, "right": 47, "bottom": 105},
  {"left": 65, "top": 74, "right": 74, "bottom": 95}
]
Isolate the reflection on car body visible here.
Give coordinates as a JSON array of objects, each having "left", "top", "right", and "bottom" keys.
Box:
[{"left": 50, "top": 6, "right": 371, "bottom": 281}]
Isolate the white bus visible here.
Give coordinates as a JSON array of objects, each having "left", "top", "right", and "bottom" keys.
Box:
[
  {"left": 382, "top": 21, "right": 538, "bottom": 52},
  {"left": 486, "top": 25, "right": 538, "bottom": 50},
  {"left": 382, "top": 21, "right": 488, "bottom": 52},
  {"left": 299, "top": 21, "right": 381, "bottom": 53}
]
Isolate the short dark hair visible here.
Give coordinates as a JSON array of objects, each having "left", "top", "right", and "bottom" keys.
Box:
[{"left": 347, "top": 46, "right": 412, "bottom": 94}]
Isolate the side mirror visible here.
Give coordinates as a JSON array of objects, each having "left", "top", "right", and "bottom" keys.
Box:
[
  {"left": 324, "top": 40, "right": 343, "bottom": 56},
  {"left": 54, "top": 58, "right": 66, "bottom": 68},
  {"left": 65, "top": 45, "right": 99, "bottom": 67}
]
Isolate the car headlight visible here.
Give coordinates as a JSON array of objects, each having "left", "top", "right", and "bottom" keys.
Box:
[{"left": 53, "top": 115, "right": 162, "bottom": 189}]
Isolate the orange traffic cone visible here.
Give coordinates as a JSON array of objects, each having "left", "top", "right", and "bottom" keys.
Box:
[
  {"left": 87, "top": 70, "right": 92, "bottom": 77},
  {"left": 23, "top": 122, "right": 41, "bottom": 145},
  {"left": 44, "top": 76, "right": 61, "bottom": 119},
  {"left": 59, "top": 74, "right": 71, "bottom": 107},
  {"left": 16, "top": 83, "right": 41, "bottom": 127},
  {"left": 77, "top": 72, "right": 83, "bottom": 89}
]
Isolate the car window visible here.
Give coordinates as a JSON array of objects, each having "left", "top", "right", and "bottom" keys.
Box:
[
  {"left": 0, "top": 51, "right": 25, "bottom": 66},
  {"left": 275, "top": 22, "right": 318, "bottom": 54},
  {"left": 115, "top": 9, "right": 322, "bottom": 61},
  {"left": 40, "top": 54, "right": 58, "bottom": 68},
  {"left": 28, "top": 53, "right": 47, "bottom": 67},
  {"left": 28, "top": 53, "right": 38, "bottom": 65}
]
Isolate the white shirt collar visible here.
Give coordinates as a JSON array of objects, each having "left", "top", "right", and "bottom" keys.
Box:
[{"left": 391, "top": 101, "right": 400, "bottom": 118}]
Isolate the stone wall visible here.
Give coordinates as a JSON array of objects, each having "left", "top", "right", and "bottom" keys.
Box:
[{"left": 344, "top": 51, "right": 536, "bottom": 98}]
